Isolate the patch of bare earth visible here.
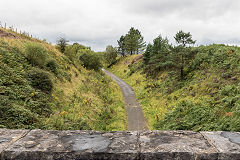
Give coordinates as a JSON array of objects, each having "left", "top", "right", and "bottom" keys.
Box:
[
  {"left": 0, "top": 29, "right": 18, "bottom": 38},
  {"left": 131, "top": 54, "right": 143, "bottom": 64}
]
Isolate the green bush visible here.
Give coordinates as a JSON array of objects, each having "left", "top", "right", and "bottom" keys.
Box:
[
  {"left": 154, "top": 100, "right": 215, "bottom": 131},
  {"left": 0, "top": 96, "right": 38, "bottom": 129},
  {"left": 79, "top": 50, "right": 102, "bottom": 70},
  {"left": 220, "top": 84, "right": 240, "bottom": 108},
  {"left": 46, "top": 59, "right": 58, "bottom": 74},
  {"left": 27, "top": 68, "right": 53, "bottom": 93},
  {"left": 104, "top": 45, "right": 118, "bottom": 67},
  {"left": 25, "top": 43, "right": 48, "bottom": 68},
  {"left": 26, "top": 100, "right": 53, "bottom": 116}
]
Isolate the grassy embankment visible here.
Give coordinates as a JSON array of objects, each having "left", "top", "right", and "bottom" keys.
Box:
[
  {"left": 110, "top": 45, "right": 240, "bottom": 131},
  {"left": 0, "top": 28, "right": 126, "bottom": 131}
]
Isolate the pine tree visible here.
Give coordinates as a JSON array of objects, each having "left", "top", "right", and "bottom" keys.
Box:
[
  {"left": 174, "top": 30, "right": 196, "bottom": 47},
  {"left": 117, "top": 35, "right": 126, "bottom": 56},
  {"left": 124, "top": 27, "right": 137, "bottom": 55},
  {"left": 174, "top": 30, "right": 196, "bottom": 79},
  {"left": 124, "top": 27, "right": 146, "bottom": 55},
  {"left": 135, "top": 29, "right": 146, "bottom": 54},
  {"left": 143, "top": 44, "right": 152, "bottom": 66},
  {"left": 148, "top": 35, "right": 173, "bottom": 75}
]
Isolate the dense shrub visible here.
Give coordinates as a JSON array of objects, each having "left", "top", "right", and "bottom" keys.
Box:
[
  {"left": 1, "top": 36, "right": 125, "bottom": 131},
  {"left": 155, "top": 86, "right": 240, "bottom": 131},
  {"left": 143, "top": 35, "right": 175, "bottom": 77},
  {"left": 25, "top": 43, "right": 48, "bottom": 68},
  {"left": 46, "top": 59, "right": 58, "bottom": 74},
  {"left": 64, "top": 43, "right": 87, "bottom": 61},
  {"left": 0, "top": 96, "right": 38, "bottom": 129},
  {"left": 27, "top": 68, "right": 53, "bottom": 93},
  {"left": 79, "top": 50, "right": 102, "bottom": 70},
  {"left": 26, "top": 99, "right": 53, "bottom": 116},
  {"left": 154, "top": 100, "right": 215, "bottom": 131},
  {"left": 104, "top": 45, "right": 118, "bottom": 67}
]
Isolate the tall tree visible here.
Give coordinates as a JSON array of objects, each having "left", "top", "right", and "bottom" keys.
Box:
[
  {"left": 135, "top": 29, "right": 146, "bottom": 54},
  {"left": 117, "top": 35, "right": 126, "bottom": 56},
  {"left": 57, "top": 37, "right": 68, "bottom": 53},
  {"left": 145, "top": 35, "right": 173, "bottom": 75},
  {"left": 174, "top": 30, "right": 196, "bottom": 47},
  {"left": 143, "top": 43, "right": 152, "bottom": 66},
  {"left": 124, "top": 27, "right": 146, "bottom": 55},
  {"left": 124, "top": 27, "right": 137, "bottom": 55},
  {"left": 174, "top": 30, "right": 196, "bottom": 79}
]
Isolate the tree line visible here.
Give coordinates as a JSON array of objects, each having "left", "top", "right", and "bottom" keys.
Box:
[
  {"left": 114, "top": 27, "right": 196, "bottom": 79},
  {"left": 56, "top": 27, "right": 196, "bottom": 79},
  {"left": 101, "top": 27, "right": 147, "bottom": 67},
  {"left": 143, "top": 30, "right": 196, "bottom": 79}
]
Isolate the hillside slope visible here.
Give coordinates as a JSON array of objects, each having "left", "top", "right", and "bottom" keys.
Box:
[
  {"left": 0, "top": 28, "right": 126, "bottom": 131},
  {"left": 110, "top": 45, "right": 240, "bottom": 131}
]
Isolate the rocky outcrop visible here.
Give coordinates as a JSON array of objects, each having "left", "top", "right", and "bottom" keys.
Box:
[{"left": 0, "top": 129, "right": 240, "bottom": 160}]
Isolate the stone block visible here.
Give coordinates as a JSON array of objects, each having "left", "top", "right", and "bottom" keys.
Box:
[
  {"left": 3, "top": 130, "right": 139, "bottom": 160},
  {"left": 201, "top": 131, "right": 240, "bottom": 160},
  {"left": 139, "top": 130, "right": 218, "bottom": 160},
  {"left": 0, "top": 129, "right": 29, "bottom": 154}
]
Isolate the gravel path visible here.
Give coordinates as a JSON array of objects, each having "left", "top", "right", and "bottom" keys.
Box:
[{"left": 102, "top": 69, "right": 149, "bottom": 131}]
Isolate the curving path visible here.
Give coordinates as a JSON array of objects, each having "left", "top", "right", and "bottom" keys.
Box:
[{"left": 102, "top": 69, "right": 149, "bottom": 131}]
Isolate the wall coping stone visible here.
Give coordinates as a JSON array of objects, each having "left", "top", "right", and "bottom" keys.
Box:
[{"left": 0, "top": 129, "right": 240, "bottom": 160}]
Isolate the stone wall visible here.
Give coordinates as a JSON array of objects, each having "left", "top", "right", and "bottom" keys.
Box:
[{"left": 0, "top": 129, "right": 240, "bottom": 160}]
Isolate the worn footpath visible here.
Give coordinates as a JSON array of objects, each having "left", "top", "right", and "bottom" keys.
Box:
[{"left": 102, "top": 69, "right": 149, "bottom": 131}]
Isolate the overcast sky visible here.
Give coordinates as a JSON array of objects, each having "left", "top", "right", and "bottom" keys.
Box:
[{"left": 1, "top": 0, "right": 240, "bottom": 51}]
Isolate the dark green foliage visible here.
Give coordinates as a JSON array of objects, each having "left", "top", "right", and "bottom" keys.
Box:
[
  {"left": 117, "top": 35, "right": 126, "bottom": 56},
  {"left": 1, "top": 37, "right": 120, "bottom": 131},
  {"left": 124, "top": 27, "right": 146, "bottom": 54},
  {"left": 142, "top": 31, "right": 196, "bottom": 78},
  {"left": 46, "top": 59, "right": 58, "bottom": 74},
  {"left": 0, "top": 42, "right": 42, "bottom": 129},
  {"left": 117, "top": 27, "right": 146, "bottom": 55},
  {"left": 25, "top": 43, "right": 47, "bottom": 68},
  {"left": 220, "top": 84, "right": 240, "bottom": 109},
  {"left": 0, "top": 39, "right": 72, "bottom": 129},
  {"left": 124, "top": 28, "right": 137, "bottom": 55},
  {"left": 64, "top": 43, "right": 87, "bottom": 62},
  {"left": 174, "top": 30, "right": 196, "bottom": 47},
  {"left": 105, "top": 45, "right": 118, "bottom": 67},
  {"left": 155, "top": 88, "right": 240, "bottom": 131},
  {"left": 174, "top": 31, "right": 196, "bottom": 79},
  {"left": 143, "top": 44, "right": 152, "bottom": 65},
  {"left": 143, "top": 35, "right": 174, "bottom": 77},
  {"left": 79, "top": 50, "right": 102, "bottom": 70},
  {"left": 155, "top": 100, "right": 215, "bottom": 131},
  {"left": 123, "top": 39, "right": 240, "bottom": 131},
  {"left": 57, "top": 37, "right": 68, "bottom": 53},
  {"left": 26, "top": 96, "right": 54, "bottom": 117},
  {"left": 153, "top": 46, "right": 240, "bottom": 131},
  {"left": 27, "top": 68, "right": 53, "bottom": 93},
  {"left": 187, "top": 44, "right": 240, "bottom": 73},
  {"left": 0, "top": 97, "right": 38, "bottom": 129}
]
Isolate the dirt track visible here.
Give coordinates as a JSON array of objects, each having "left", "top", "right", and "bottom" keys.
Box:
[{"left": 102, "top": 69, "right": 149, "bottom": 131}]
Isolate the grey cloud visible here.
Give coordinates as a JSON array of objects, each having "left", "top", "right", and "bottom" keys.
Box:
[
  {"left": 0, "top": 0, "right": 240, "bottom": 51},
  {"left": 124, "top": 0, "right": 240, "bottom": 20}
]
